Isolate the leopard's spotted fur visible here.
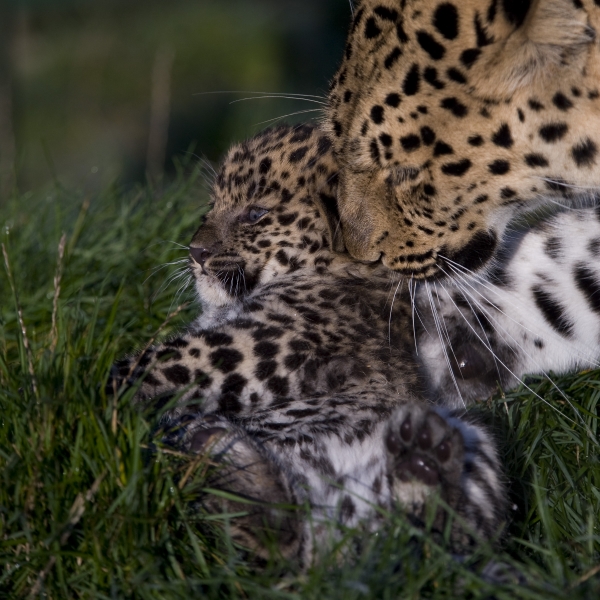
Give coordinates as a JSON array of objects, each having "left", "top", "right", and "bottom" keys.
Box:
[
  {"left": 327, "top": 0, "right": 600, "bottom": 278},
  {"left": 112, "top": 124, "right": 506, "bottom": 563}
]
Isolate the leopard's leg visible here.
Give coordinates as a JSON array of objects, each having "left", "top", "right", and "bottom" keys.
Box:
[
  {"left": 384, "top": 404, "right": 506, "bottom": 550},
  {"left": 167, "top": 413, "right": 306, "bottom": 561}
]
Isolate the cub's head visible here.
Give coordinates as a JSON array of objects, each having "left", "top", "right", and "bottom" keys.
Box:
[
  {"left": 327, "top": 0, "right": 600, "bottom": 278},
  {"left": 189, "top": 124, "right": 342, "bottom": 307}
]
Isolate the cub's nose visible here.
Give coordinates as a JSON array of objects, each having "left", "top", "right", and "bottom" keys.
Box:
[{"left": 190, "top": 246, "right": 212, "bottom": 266}]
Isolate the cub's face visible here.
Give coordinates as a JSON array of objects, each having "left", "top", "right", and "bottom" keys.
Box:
[
  {"left": 189, "top": 124, "right": 341, "bottom": 308},
  {"left": 327, "top": 0, "right": 600, "bottom": 279}
]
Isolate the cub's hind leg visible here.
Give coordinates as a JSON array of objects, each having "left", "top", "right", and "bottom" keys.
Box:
[
  {"left": 167, "top": 414, "right": 305, "bottom": 561},
  {"left": 385, "top": 405, "right": 506, "bottom": 550}
]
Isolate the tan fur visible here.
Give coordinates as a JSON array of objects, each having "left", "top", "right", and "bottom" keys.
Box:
[{"left": 327, "top": 0, "right": 600, "bottom": 278}]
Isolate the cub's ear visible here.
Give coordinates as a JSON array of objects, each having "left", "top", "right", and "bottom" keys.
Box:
[
  {"left": 470, "top": 0, "right": 595, "bottom": 97},
  {"left": 315, "top": 192, "right": 346, "bottom": 253}
]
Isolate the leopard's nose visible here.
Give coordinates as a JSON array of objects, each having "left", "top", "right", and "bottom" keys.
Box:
[{"left": 190, "top": 246, "right": 212, "bottom": 265}]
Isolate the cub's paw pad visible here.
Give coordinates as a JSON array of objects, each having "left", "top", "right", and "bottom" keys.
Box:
[{"left": 385, "top": 409, "right": 464, "bottom": 487}]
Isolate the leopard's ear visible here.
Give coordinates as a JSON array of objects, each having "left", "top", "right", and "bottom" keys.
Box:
[
  {"left": 314, "top": 191, "right": 346, "bottom": 253},
  {"left": 470, "top": 0, "right": 595, "bottom": 98}
]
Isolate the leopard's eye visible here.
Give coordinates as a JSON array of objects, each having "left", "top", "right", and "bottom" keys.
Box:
[{"left": 241, "top": 206, "right": 269, "bottom": 223}]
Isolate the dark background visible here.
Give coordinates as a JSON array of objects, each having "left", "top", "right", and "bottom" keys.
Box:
[{"left": 0, "top": 0, "right": 350, "bottom": 196}]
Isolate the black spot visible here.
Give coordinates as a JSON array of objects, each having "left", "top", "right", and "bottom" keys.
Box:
[
  {"left": 317, "top": 136, "right": 332, "bottom": 156},
  {"left": 288, "top": 146, "right": 311, "bottom": 166},
  {"left": 416, "top": 31, "right": 446, "bottom": 60},
  {"left": 277, "top": 212, "right": 297, "bottom": 226},
  {"left": 474, "top": 194, "right": 489, "bottom": 204},
  {"left": 532, "top": 286, "right": 574, "bottom": 337},
  {"left": 474, "top": 13, "right": 494, "bottom": 46},
  {"left": 440, "top": 97, "right": 468, "bottom": 117},
  {"left": 488, "top": 159, "right": 510, "bottom": 175},
  {"left": 525, "top": 153, "right": 549, "bottom": 167},
  {"left": 364, "top": 17, "right": 382, "bottom": 39},
  {"left": 371, "top": 105, "right": 385, "bottom": 124},
  {"left": 423, "top": 66, "right": 445, "bottom": 89},
  {"left": 441, "top": 159, "right": 472, "bottom": 176},
  {"left": 333, "top": 121, "right": 342, "bottom": 137},
  {"left": 446, "top": 67, "right": 467, "bottom": 84},
  {"left": 162, "top": 364, "right": 191, "bottom": 385},
  {"left": 370, "top": 139, "right": 380, "bottom": 161},
  {"left": 165, "top": 338, "right": 189, "bottom": 348},
  {"left": 502, "top": 0, "right": 532, "bottom": 27},
  {"left": 258, "top": 157, "right": 272, "bottom": 175},
  {"left": 545, "top": 236, "right": 562, "bottom": 259},
  {"left": 219, "top": 373, "right": 248, "bottom": 413},
  {"left": 275, "top": 249, "right": 289, "bottom": 266},
  {"left": 194, "top": 369, "right": 212, "bottom": 388},
  {"left": 500, "top": 187, "right": 516, "bottom": 199},
  {"left": 433, "top": 141, "right": 454, "bottom": 156},
  {"left": 467, "top": 135, "right": 484, "bottom": 146},
  {"left": 460, "top": 48, "right": 481, "bottom": 68},
  {"left": 571, "top": 86, "right": 581, "bottom": 97},
  {"left": 283, "top": 353, "right": 307, "bottom": 370},
  {"left": 588, "top": 238, "right": 600, "bottom": 257},
  {"left": 290, "top": 124, "right": 313, "bottom": 142},
  {"left": 254, "top": 341, "right": 279, "bottom": 359},
  {"left": 379, "top": 133, "right": 393, "bottom": 147},
  {"left": 539, "top": 123, "right": 568, "bottom": 142},
  {"left": 267, "top": 375, "right": 289, "bottom": 396},
  {"left": 396, "top": 19, "right": 409, "bottom": 43},
  {"left": 156, "top": 349, "right": 181, "bottom": 362},
  {"left": 517, "top": 108, "right": 525, "bottom": 122},
  {"left": 385, "top": 92, "right": 401, "bottom": 107},
  {"left": 440, "top": 230, "right": 497, "bottom": 273},
  {"left": 403, "top": 64, "right": 420, "bottom": 95},
  {"left": 420, "top": 126, "right": 436, "bottom": 145},
  {"left": 433, "top": 3, "right": 459, "bottom": 39},
  {"left": 534, "top": 339, "right": 544, "bottom": 349},
  {"left": 423, "top": 184, "right": 436, "bottom": 196},
  {"left": 552, "top": 92, "right": 573, "bottom": 111},
  {"left": 188, "top": 348, "right": 200, "bottom": 358},
  {"left": 528, "top": 99, "right": 544, "bottom": 111},
  {"left": 199, "top": 331, "right": 234, "bottom": 347},
  {"left": 374, "top": 6, "right": 398, "bottom": 21},
  {"left": 384, "top": 47, "right": 403, "bottom": 69},
  {"left": 400, "top": 134, "right": 421, "bottom": 152},
  {"left": 571, "top": 138, "right": 598, "bottom": 167},
  {"left": 491, "top": 123, "right": 513, "bottom": 148},
  {"left": 255, "top": 359, "right": 277, "bottom": 380},
  {"left": 209, "top": 348, "right": 243, "bottom": 373},
  {"left": 252, "top": 326, "right": 283, "bottom": 341}
]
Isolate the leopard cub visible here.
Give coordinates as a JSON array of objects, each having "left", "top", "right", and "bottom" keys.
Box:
[{"left": 112, "top": 123, "right": 505, "bottom": 564}]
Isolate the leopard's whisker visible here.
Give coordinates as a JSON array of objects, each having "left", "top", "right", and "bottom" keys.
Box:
[
  {"left": 388, "top": 277, "right": 403, "bottom": 348},
  {"left": 441, "top": 254, "right": 600, "bottom": 370},
  {"left": 443, "top": 263, "right": 583, "bottom": 425},
  {"left": 192, "top": 90, "right": 326, "bottom": 100},
  {"left": 425, "top": 281, "right": 465, "bottom": 407},
  {"left": 255, "top": 108, "right": 322, "bottom": 127}
]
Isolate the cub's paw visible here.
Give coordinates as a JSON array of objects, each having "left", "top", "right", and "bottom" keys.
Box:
[
  {"left": 385, "top": 405, "right": 505, "bottom": 547},
  {"left": 385, "top": 406, "right": 464, "bottom": 498}
]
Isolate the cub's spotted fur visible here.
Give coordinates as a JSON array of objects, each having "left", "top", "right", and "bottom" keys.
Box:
[
  {"left": 112, "top": 124, "right": 506, "bottom": 563},
  {"left": 327, "top": 0, "right": 600, "bottom": 278}
]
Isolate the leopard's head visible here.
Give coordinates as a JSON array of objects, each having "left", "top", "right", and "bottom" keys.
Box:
[
  {"left": 189, "top": 124, "right": 343, "bottom": 307},
  {"left": 327, "top": 0, "right": 600, "bottom": 279}
]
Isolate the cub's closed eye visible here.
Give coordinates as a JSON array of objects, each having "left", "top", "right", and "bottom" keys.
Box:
[{"left": 241, "top": 206, "right": 269, "bottom": 223}]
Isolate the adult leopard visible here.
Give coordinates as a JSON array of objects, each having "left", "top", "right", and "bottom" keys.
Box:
[{"left": 327, "top": 0, "right": 600, "bottom": 278}]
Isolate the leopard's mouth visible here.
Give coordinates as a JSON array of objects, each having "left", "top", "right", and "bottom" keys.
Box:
[{"left": 202, "top": 258, "right": 260, "bottom": 298}]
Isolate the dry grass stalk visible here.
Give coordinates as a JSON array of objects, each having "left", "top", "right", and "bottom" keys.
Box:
[
  {"left": 2, "top": 242, "right": 38, "bottom": 397},
  {"left": 50, "top": 233, "right": 67, "bottom": 353}
]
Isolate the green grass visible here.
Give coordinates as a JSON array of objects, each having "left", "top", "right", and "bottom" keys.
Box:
[{"left": 0, "top": 169, "right": 599, "bottom": 598}]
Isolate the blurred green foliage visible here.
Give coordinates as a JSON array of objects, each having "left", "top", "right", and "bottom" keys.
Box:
[{"left": 4, "top": 0, "right": 347, "bottom": 191}]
